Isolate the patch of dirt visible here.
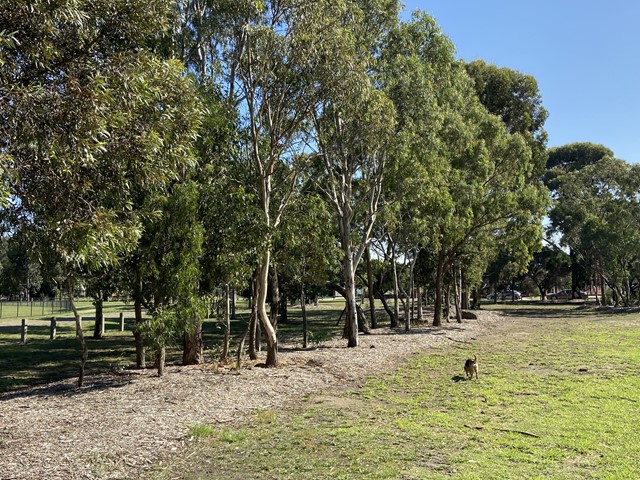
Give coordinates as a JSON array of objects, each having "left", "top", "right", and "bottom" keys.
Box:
[{"left": 0, "top": 311, "right": 505, "bottom": 480}]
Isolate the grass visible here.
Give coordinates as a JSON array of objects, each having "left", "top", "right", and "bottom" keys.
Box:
[
  {"left": 155, "top": 307, "right": 640, "bottom": 480},
  {"left": 0, "top": 297, "right": 349, "bottom": 392}
]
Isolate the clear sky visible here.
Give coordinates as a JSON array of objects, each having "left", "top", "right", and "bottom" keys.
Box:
[{"left": 400, "top": 1, "right": 640, "bottom": 163}]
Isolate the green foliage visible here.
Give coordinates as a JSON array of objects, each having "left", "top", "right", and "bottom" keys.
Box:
[
  {"left": 548, "top": 155, "right": 640, "bottom": 304},
  {"left": 466, "top": 59, "right": 549, "bottom": 176},
  {"left": 1, "top": 0, "right": 203, "bottom": 273}
]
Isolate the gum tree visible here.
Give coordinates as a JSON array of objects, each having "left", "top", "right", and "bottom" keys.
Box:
[
  {"left": 1, "top": 0, "right": 203, "bottom": 384},
  {"left": 312, "top": 0, "right": 399, "bottom": 347}
]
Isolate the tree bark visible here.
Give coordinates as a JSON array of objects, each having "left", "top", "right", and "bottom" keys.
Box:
[
  {"left": 269, "top": 264, "right": 279, "bottom": 329},
  {"left": 249, "top": 273, "right": 258, "bottom": 360},
  {"left": 221, "top": 284, "right": 231, "bottom": 360},
  {"left": 444, "top": 284, "right": 451, "bottom": 323},
  {"left": 183, "top": 309, "right": 204, "bottom": 365},
  {"left": 365, "top": 247, "right": 377, "bottom": 328},
  {"left": 377, "top": 290, "right": 394, "bottom": 323},
  {"left": 93, "top": 295, "right": 104, "bottom": 339},
  {"left": 156, "top": 346, "right": 166, "bottom": 377},
  {"left": 433, "top": 250, "right": 446, "bottom": 327},
  {"left": 461, "top": 272, "right": 469, "bottom": 310},
  {"left": 257, "top": 251, "right": 278, "bottom": 366},
  {"left": 391, "top": 242, "right": 400, "bottom": 329},
  {"left": 69, "top": 293, "right": 88, "bottom": 388},
  {"left": 301, "top": 283, "right": 308, "bottom": 349},
  {"left": 231, "top": 289, "right": 237, "bottom": 320},
  {"left": 342, "top": 250, "right": 359, "bottom": 347},
  {"left": 328, "top": 281, "right": 370, "bottom": 336},
  {"left": 133, "top": 268, "right": 145, "bottom": 369},
  {"left": 454, "top": 268, "right": 463, "bottom": 323}
]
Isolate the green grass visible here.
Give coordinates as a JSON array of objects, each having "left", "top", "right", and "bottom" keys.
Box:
[{"left": 156, "top": 307, "right": 640, "bottom": 480}]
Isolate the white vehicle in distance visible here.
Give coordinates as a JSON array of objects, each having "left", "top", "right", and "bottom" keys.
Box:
[
  {"left": 547, "top": 289, "right": 588, "bottom": 300},
  {"left": 486, "top": 290, "right": 522, "bottom": 301}
]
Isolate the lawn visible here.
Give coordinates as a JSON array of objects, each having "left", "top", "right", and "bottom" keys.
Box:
[{"left": 155, "top": 306, "right": 640, "bottom": 480}]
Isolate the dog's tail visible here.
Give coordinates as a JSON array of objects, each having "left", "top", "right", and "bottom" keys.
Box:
[{"left": 473, "top": 355, "right": 477, "bottom": 363}]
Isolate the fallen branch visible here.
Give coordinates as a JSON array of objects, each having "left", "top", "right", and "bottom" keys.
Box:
[
  {"left": 464, "top": 424, "right": 540, "bottom": 438},
  {"left": 445, "top": 336, "right": 472, "bottom": 344}
]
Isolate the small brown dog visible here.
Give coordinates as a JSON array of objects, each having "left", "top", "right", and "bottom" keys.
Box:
[{"left": 464, "top": 355, "right": 478, "bottom": 380}]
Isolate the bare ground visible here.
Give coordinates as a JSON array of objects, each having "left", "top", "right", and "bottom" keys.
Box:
[{"left": 0, "top": 311, "right": 504, "bottom": 480}]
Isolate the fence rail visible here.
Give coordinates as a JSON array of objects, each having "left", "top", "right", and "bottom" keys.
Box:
[{"left": 0, "top": 298, "right": 72, "bottom": 319}]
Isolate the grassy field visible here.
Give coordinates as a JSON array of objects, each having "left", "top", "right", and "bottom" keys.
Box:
[
  {"left": 154, "top": 306, "right": 640, "bottom": 480},
  {"left": 0, "top": 297, "right": 348, "bottom": 392}
]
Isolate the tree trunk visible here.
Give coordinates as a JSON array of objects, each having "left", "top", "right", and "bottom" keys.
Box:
[
  {"left": 600, "top": 275, "right": 607, "bottom": 306},
  {"left": 280, "top": 294, "right": 288, "bottom": 324},
  {"left": 461, "top": 272, "right": 469, "bottom": 310},
  {"left": 365, "top": 247, "right": 377, "bottom": 328},
  {"left": 133, "top": 269, "right": 145, "bottom": 369},
  {"left": 93, "top": 296, "right": 104, "bottom": 339},
  {"left": 269, "top": 264, "right": 279, "bottom": 329},
  {"left": 221, "top": 284, "right": 231, "bottom": 360},
  {"left": 342, "top": 251, "right": 359, "bottom": 348},
  {"left": 378, "top": 290, "right": 394, "bottom": 323},
  {"left": 69, "top": 293, "right": 88, "bottom": 388},
  {"left": 444, "top": 284, "right": 451, "bottom": 323},
  {"left": 156, "top": 346, "right": 166, "bottom": 377},
  {"left": 257, "top": 250, "right": 278, "bottom": 366},
  {"left": 391, "top": 243, "right": 400, "bottom": 328},
  {"left": 406, "top": 252, "right": 416, "bottom": 332},
  {"left": 433, "top": 250, "right": 446, "bottom": 327},
  {"left": 231, "top": 289, "right": 237, "bottom": 320},
  {"left": 183, "top": 321, "right": 203, "bottom": 365},
  {"left": 417, "top": 286, "right": 423, "bottom": 321},
  {"left": 454, "top": 268, "right": 462, "bottom": 323},
  {"left": 301, "top": 283, "right": 308, "bottom": 349},
  {"left": 249, "top": 273, "right": 258, "bottom": 360}
]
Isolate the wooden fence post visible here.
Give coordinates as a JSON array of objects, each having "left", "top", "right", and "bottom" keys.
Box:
[
  {"left": 50, "top": 317, "right": 57, "bottom": 340},
  {"left": 119, "top": 312, "right": 125, "bottom": 332},
  {"left": 21, "top": 319, "right": 27, "bottom": 344}
]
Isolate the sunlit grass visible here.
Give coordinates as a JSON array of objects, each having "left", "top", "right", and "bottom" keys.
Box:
[{"left": 159, "top": 309, "right": 640, "bottom": 480}]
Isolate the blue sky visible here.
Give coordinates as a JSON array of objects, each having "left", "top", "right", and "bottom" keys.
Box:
[{"left": 400, "top": 1, "right": 640, "bottom": 163}]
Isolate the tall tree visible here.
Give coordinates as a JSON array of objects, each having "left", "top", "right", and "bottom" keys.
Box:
[
  {"left": 312, "top": 0, "right": 399, "bottom": 347},
  {"left": 1, "top": 0, "right": 203, "bottom": 384},
  {"left": 545, "top": 142, "right": 613, "bottom": 297},
  {"left": 548, "top": 157, "right": 640, "bottom": 306}
]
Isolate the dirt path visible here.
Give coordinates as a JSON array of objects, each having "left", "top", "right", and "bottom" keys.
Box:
[{"left": 0, "top": 310, "right": 513, "bottom": 480}]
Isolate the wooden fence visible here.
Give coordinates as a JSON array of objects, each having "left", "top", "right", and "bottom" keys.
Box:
[{"left": 19, "top": 313, "right": 129, "bottom": 343}]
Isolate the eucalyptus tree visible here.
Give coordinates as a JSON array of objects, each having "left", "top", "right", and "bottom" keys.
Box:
[
  {"left": 174, "top": 0, "right": 355, "bottom": 365},
  {"left": 545, "top": 142, "right": 613, "bottom": 297},
  {"left": 429, "top": 70, "right": 547, "bottom": 326},
  {"left": 526, "top": 246, "right": 571, "bottom": 300},
  {"left": 1, "top": 0, "right": 204, "bottom": 384},
  {"left": 311, "top": 0, "right": 399, "bottom": 347},
  {"left": 135, "top": 181, "right": 205, "bottom": 375},
  {"left": 548, "top": 157, "right": 640, "bottom": 306},
  {"left": 377, "top": 11, "right": 457, "bottom": 329}
]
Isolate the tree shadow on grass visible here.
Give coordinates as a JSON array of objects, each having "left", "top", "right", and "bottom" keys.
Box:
[{"left": 493, "top": 306, "right": 593, "bottom": 319}]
